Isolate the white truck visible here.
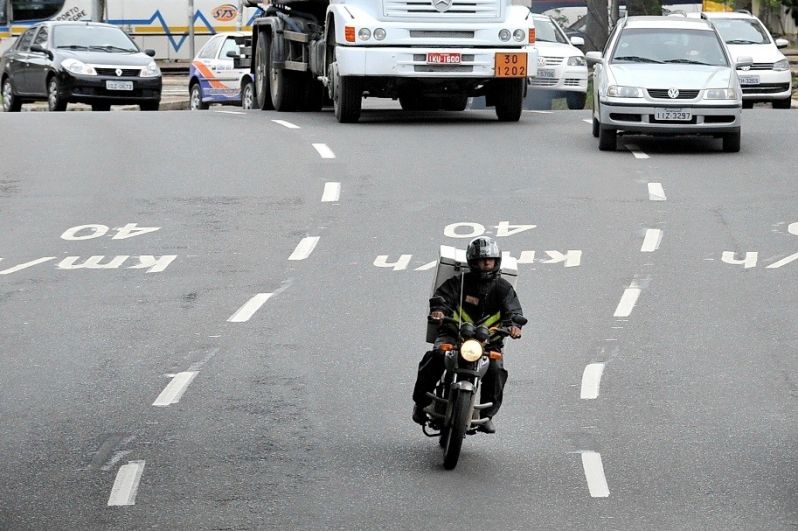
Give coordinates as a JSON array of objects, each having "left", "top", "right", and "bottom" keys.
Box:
[{"left": 241, "top": 0, "right": 538, "bottom": 122}]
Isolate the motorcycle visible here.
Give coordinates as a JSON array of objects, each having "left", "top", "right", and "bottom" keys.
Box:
[{"left": 421, "top": 299, "right": 527, "bottom": 470}]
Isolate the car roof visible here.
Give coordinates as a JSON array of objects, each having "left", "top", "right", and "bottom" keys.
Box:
[
  {"left": 700, "top": 11, "right": 757, "bottom": 20},
  {"left": 623, "top": 15, "right": 715, "bottom": 31},
  {"left": 40, "top": 21, "right": 122, "bottom": 29}
]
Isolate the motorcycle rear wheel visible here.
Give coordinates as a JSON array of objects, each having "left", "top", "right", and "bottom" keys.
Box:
[{"left": 443, "top": 392, "right": 471, "bottom": 470}]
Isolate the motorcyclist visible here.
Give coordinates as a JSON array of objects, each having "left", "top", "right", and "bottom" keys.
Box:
[{"left": 412, "top": 236, "right": 524, "bottom": 434}]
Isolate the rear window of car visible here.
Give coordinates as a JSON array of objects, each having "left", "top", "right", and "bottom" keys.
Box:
[
  {"left": 612, "top": 27, "right": 728, "bottom": 67},
  {"left": 52, "top": 25, "right": 139, "bottom": 52},
  {"left": 712, "top": 18, "right": 771, "bottom": 45}
]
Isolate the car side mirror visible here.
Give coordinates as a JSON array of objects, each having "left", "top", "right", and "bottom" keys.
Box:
[
  {"left": 30, "top": 44, "right": 53, "bottom": 59},
  {"left": 735, "top": 56, "right": 754, "bottom": 69},
  {"left": 585, "top": 51, "right": 603, "bottom": 65},
  {"left": 774, "top": 38, "right": 789, "bottom": 49},
  {"left": 570, "top": 36, "right": 584, "bottom": 47},
  {"left": 145, "top": 49, "right": 156, "bottom": 57},
  {"left": 226, "top": 50, "right": 239, "bottom": 58}
]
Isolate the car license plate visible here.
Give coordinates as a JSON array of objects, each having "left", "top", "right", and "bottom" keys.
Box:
[
  {"left": 654, "top": 109, "right": 692, "bottom": 121},
  {"left": 106, "top": 80, "right": 133, "bottom": 91},
  {"left": 537, "top": 68, "right": 555, "bottom": 78},
  {"left": 738, "top": 74, "right": 760, "bottom": 85},
  {"left": 495, "top": 52, "right": 528, "bottom": 78},
  {"left": 426, "top": 52, "right": 461, "bottom": 64}
]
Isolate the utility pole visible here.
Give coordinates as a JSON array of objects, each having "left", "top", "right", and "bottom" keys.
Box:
[
  {"left": 188, "top": 0, "right": 195, "bottom": 60},
  {"left": 92, "top": 0, "right": 103, "bottom": 22},
  {"left": 237, "top": 0, "right": 244, "bottom": 31}
]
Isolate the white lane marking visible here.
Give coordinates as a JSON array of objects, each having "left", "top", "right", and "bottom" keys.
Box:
[
  {"left": 321, "top": 182, "right": 341, "bottom": 202},
  {"left": 0, "top": 257, "right": 56, "bottom": 275},
  {"left": 273, "top": 119, "right": 300, "bottom": 129},
  {"left": 640, "top": 229, "right": 663, "bottom": 252},
  {"left": 215, "top": 110, "right": 245, "bottom": 115},
  {"left": 580, "top": 363, "right": 605, "bottom": 400},
  {"left": 523, "top": 110, "right": 553, "bottom": 114},
  {"left": 107, "top": 461, "right": 145, "bottom": 506},
  {"left": 288, "top": 236, "right": 320, "bottom": 261},
  {"left": 626, "top": 144, "right": 650, "bottom": 159},
  {"left": 152, "top": 371, "right": 199, "bottom": 406},
  {"left": 648, "top": 182, "right": 667, "bottom": 201},
  {"left": 101, "top": 450, "right": 133, "bottom": 471},
  {"left": 313, "top": 143, "right": 336, "bottom": 159},
  {"left": 188, "top": 347, "right": 220, "bottom": 372},
  {"left": 581, "top": 452, "right": 610, "bottom": 497},
  {"left": 766, "top": 252, "right": 798, "bottom": 269},
  {"left": 582, "top": 119, "right": 592, "bottom": 124},
  {"left": 227, "top": 293, "right": 273, "bottom": 323},
  {"left": 613, "top": 285, "right": 641, "bottom": 318}
]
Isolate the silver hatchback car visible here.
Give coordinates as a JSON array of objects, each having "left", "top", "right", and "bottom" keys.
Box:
[{"left": 587, "top": 15, "right": 748, "bottom": 152}]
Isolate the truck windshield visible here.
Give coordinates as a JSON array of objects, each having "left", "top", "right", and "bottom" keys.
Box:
[{"left": 9, "top": 0, "right": 66, "bottom": 22}]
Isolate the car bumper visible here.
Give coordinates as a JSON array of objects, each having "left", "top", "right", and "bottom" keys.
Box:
[
  {"left": 335, "top": 46, "right": 538, "bottom": 78},
  {"left": 528, "top": 65, "right": 587, "bottom": 94},
  {"left": 58, "top": 72, "right": 162, "bottom": 104},
  {"left": 598, "top": 100, "right": 741, "bottom": 134},
  {"left": 737, "top": 70, "right": 792, "bottom": 101}
]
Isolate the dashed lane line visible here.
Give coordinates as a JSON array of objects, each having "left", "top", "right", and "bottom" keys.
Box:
[
  {"left": 626, "top": 144, "right": 650, "bottom": 159},
  {"left": 648, "top": 182, "right": 667, "bottom": 201},
  {"left": 613, "top": 282, "right": 642, "bottom": 318},
  {"left": 288, "top": 236, "right": 320, "bottom": 261},
  {"left": 313, "top": 143, "right": 336, "bottom": 159},
  {"left": 580, "top": 363, "right": 605, "bottom": 400},
  {"left": 152, "top": 371, "right": 199, "bottom": 406},
  {"left": 581, "top": 452, "right": 610, "bottom": 498},
  {"left": 321, "top": 182, "right": 341, "bottom": 202},
  {"left": 107, "top": 460, "right": 145, "bottom": 506},
  {"left": 641, "top": 229, "right": 663, "bottom": 252},
  {"left": 227, "top": 293, "right": 273, "bottom": 323},
  {"left": 273, "top": 119, "right": 301, "bottom": 129},
  {"left": 214, "top": 110, "right": 245, "bottom": 115}
]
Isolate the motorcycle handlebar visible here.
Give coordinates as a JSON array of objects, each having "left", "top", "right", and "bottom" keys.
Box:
[{"left": 427, "top": 315, "right": 520, "bottom": 339}]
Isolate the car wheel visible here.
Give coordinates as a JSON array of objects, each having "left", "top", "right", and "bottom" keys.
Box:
[
  {"left": 592, "top": 117, "right": 600, "bottom": 138},
  {"left": 772, "top": 97, "right": 792, "bottom": 109},
  {"left": 2, "top": 77, "right": 22, "bottom": 112},
  {"left": 140, "top": 101, "right": 159, "bottom": 111},
  {"left": 742, "top": 100, "right": 754, "bottom": 109},
  {"left": 190, "top": 83, "right": 208, "bottom": 110},
  {"left": 566, "top": 92, "right": 586, "bottom": 110},
  {"left": 598, "top": 126, "right": 617, "bottom": 151},
  {"left": 241, "top": 80, "right": 255, "bottom": 110},
  {"left": 91, "top": 103, "right": 111, "bottom": 111},
  {"left": 47, "top": 77, "right": 68, "bottom": 112},
  {"left": 722, "top": 131, "right": 741, "bottom": 153}
]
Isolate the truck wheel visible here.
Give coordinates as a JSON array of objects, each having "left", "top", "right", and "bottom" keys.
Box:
[
  {"left": 254, "top": 32, "right": 274, "bottom": 110},
  {"left": 494, "top": 79, "right": 524, "bottom": 122},
  {"left": 333, "top": 70, "right": 362, "bottom": 123},
  {"left": 270, "top": 36, "right": 300, "bottom": 112},
  {"left": 301, "top": 78, "right": 325, "bottom": 112}
]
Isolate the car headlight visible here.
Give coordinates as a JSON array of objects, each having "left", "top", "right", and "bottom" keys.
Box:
[
  {"left": 140, "top": 61, "right": 160, "bottom": 78},
  {"left": 705, "top": 87, "right": 737, "bottom": 100},
  {"left": 607, "top": 85, "right": 642, "bottom": 98},
  {"left": 460, "top": 339, "right": 483, "bottom": 362},
  {"left": 773, "top": 58, "right": 789, "bottom": 71},
  {"left": 567, "top": 56, "right": 586, "bottom": 66},
  {"left": 62, "top": 58, "right": 96, "bottom": 76}
]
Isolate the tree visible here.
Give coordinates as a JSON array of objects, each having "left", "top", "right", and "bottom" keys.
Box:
[
  {"left": 626, "top": 0, "right": 662, "bottom": 16},
  {"left": 782, "top": 0, "right": 798, "bottom": 24},
  {"left": 584, "top": 0, "right": 609, "bottom": 51}
]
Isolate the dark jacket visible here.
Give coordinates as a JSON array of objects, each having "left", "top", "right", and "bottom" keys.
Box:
[{"left": 430, "top": 273, "right": 524, "bottom": 349}]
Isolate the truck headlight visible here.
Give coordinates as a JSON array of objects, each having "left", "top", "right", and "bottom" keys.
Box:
[
  {"left": 62, "top": 58, "right": 97, "bottom": 76},
  {"left": 567, "top": 56, "right": 586, "bottom": 66},
  {"left": 499, "top": 29, "right": 511, "bottom": 42},
  {"left": 773, "top": 58, "right": 789, "bottom": 71},
  {"left": 705, "top": 87, "right": 737, "bottom": 100},
  {"left": 140, "top": 61, "right": 160, "bottom": 78},
  {"left": 373, "top": 28, "right": 386, "bottom": 40},
  {"left": 607, "top": 85, "right": 642, "bottom": 98},
  {"left": 358, "top": 28, "right": 371, "bottom": 41},
  {"left": 460, "top": 340, "right": 483, "bottom": 362},
  {"left": 513, "top": 29, "right": 525, "bottom": 42}
]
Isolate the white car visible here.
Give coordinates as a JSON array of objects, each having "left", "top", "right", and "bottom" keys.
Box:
[
  {"left": 188, "top": 31, "right": 254, "bottom": 110},
  {"left": 587, "top": 15, "right": 746, "bottom": 152},
  {"left": 528, "top": 14, "right": 588, "bottom": 109},
  {"left": 700, "top": 11, "right": 792, "bottom": 109}
]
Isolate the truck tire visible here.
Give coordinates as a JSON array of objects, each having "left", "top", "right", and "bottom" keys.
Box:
[
  {"left": 333, "top": 70, "right": 362, "bottom": 123},
  {"left": 255, "top": 33, "right": 274, "bottom": 110},
  {"left": 270, "top": 35, "right": 301, "bottom": 112},
  {"left": 494, "top": 79, "right": 524, "bottom": 122},
  {"left": 301, "top": 79, "right": 325, "bottom": 112}
]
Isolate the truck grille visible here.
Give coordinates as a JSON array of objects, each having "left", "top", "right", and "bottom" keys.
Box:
[
  {"left": 384, "top": 0, "right": 501, "bottom": 19},
  {"left": 409, "top": 30, "right": 475, "bottom": 38}
]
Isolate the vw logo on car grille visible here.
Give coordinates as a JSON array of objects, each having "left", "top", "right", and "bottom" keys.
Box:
[
  {"left": 115, "top": 68, "right": 123, "bottom": 77},
  {"left": 432, "top": 0, "right": 453, "bottom": 12},
  {"left": 668, "top": 87, "right": 680, "bottom": 99}
]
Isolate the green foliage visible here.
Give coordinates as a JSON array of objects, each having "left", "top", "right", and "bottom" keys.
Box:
[{"left": 783, "top": 0, "right": 798, "bottom": 24}]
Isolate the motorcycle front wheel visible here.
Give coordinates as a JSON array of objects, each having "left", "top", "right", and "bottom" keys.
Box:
[{"left": 443, "top": 392, "right": 471, "bottom": 470}]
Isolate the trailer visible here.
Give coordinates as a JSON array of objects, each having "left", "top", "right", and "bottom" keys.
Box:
[{"left": 240, "top": 0, "right": 539, "bottom": 122}]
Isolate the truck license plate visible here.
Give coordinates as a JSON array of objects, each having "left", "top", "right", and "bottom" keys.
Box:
[
  {"left": 495, "top": 52, "right": 528, "bottom": 78},
  {"left": 654, "top": 109, "right": 692, "bottom": 121},
  {"left": 426, "top": 52, "right": 461, "bottom": 64},
  {"left": 106, "top": 80, "right": 133, "bottom": 91}
]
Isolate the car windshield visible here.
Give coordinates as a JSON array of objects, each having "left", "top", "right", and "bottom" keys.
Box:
[
  {"left": 536, "top": 18, "right": 569, "bottom": 44},
  {"left": 712, "top": 18, "right": 770, "bottom": 45},
  {"left": 612, "top": 28, "right": 728, "bottom": 67},
  {"left": 53, "top": 25, "right": 139, "bottom": 52}
]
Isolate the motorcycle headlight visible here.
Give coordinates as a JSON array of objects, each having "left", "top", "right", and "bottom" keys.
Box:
[
  {"left": 62, "top": 58, "right": 97, "bottom": 76},
  {"left": 460, "top": 339, "right": 483, "bottom": 362},
  {"left": 607, "top": 85, "right": 642, "bottom": 98},
  {"left": 567, "top": 56, "right": 586, "bottom": 66},
  {"left": 773, "top": 58, "right": 789, "bottom": 71},
  {"left": 705, "top": 87, "right": 737, "bottom": 100},
  {"left": 141, "top": 61, "right": 161, "bottom": 78}
]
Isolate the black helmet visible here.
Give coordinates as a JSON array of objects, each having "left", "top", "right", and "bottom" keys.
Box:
[{"left": 466, "top": 236, "right": 502, "bottom": 280}]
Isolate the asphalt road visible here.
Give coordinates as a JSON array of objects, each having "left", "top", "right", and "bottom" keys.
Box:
[{"left": 1, "top": 106, "right": 797, "bottom": 530}]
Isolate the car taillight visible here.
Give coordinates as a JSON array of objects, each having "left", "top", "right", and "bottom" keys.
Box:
[
  {"left": 529, "top": 28, "right": 536, "bottom": 44},
  {"left": 345, "top": 26, "right": 356, "bottom": 43}
]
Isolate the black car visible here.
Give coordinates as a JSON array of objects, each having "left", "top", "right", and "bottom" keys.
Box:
[{"left": 0, "top": 21, "right": 162, "bottom": 112}]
